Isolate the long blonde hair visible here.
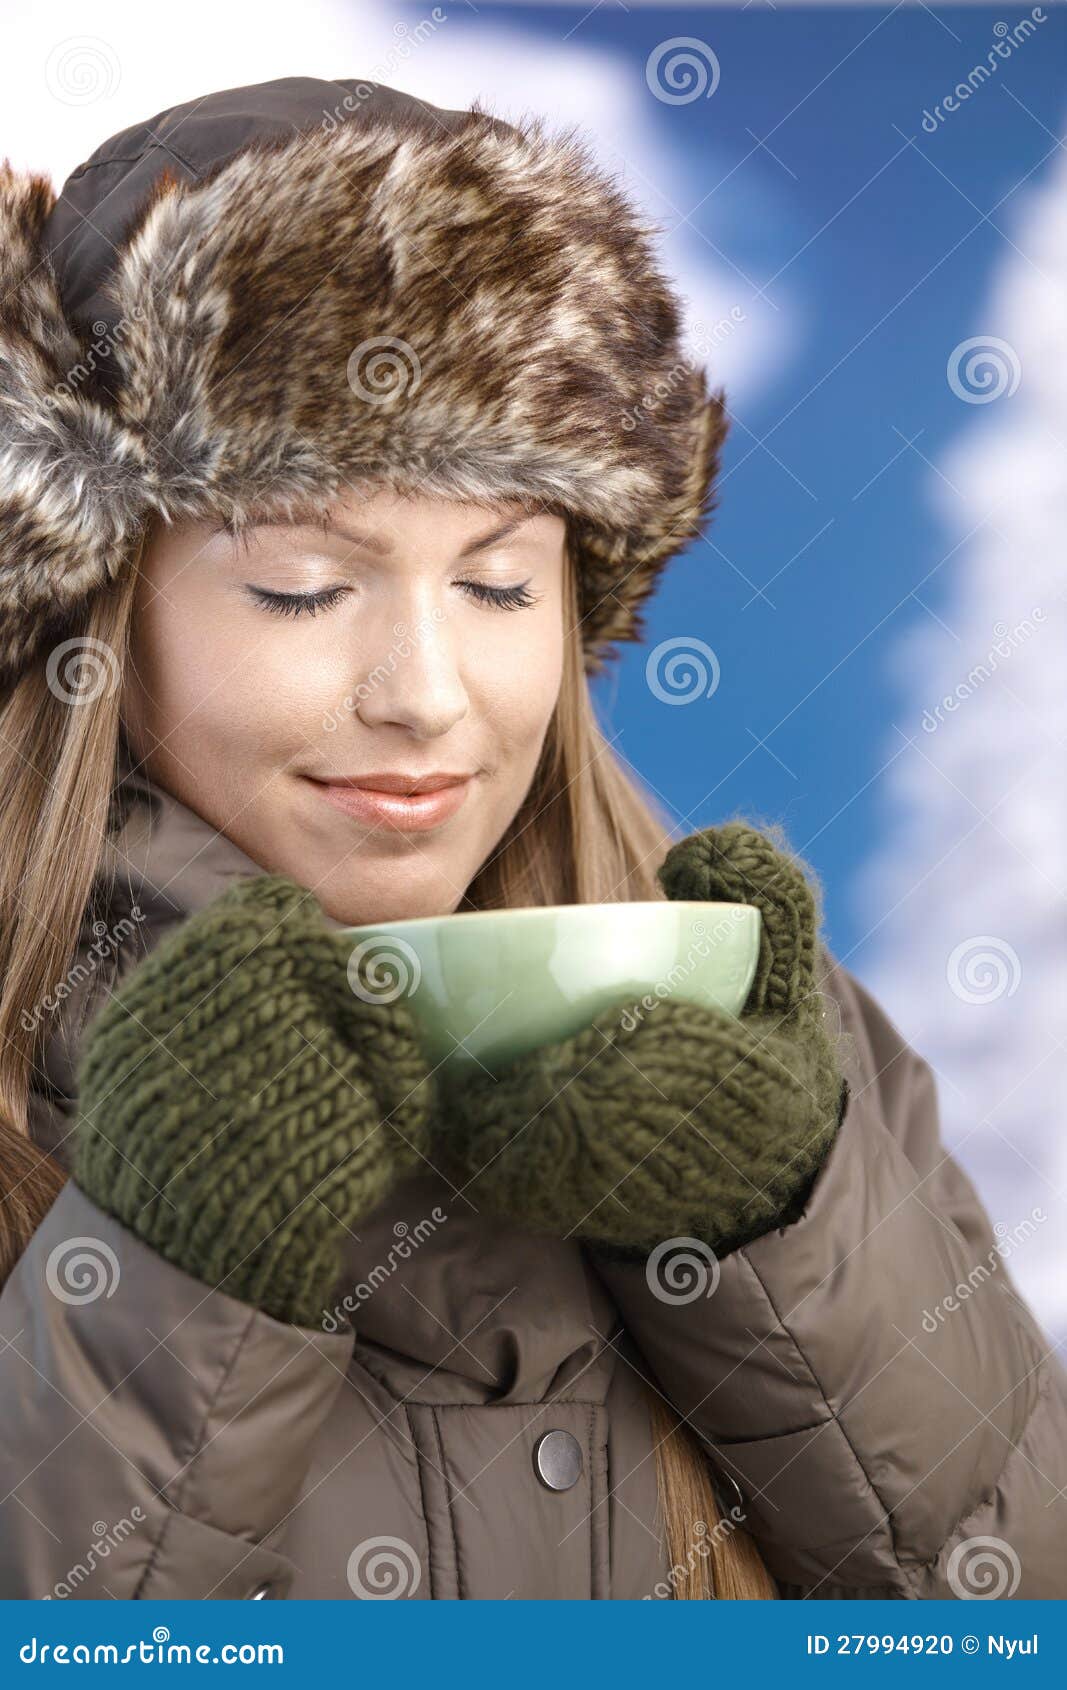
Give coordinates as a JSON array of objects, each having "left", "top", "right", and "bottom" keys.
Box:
[{"left": 0, "top": 522, "right": 775, "bottom": 1600}]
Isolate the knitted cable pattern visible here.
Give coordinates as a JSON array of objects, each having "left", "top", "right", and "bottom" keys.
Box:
[
  {"left": 433, "top": 821, "right": 846, "bottom": 1259},
  {"left": 72, "top": 874, "right": 436, "bottom": 1328}
]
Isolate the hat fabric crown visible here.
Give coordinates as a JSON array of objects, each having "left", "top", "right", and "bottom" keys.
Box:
[{"left": 0, "top": 76, "right": 729, "bottom": 683}]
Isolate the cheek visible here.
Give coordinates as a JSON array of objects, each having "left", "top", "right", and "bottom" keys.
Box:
[
  {"left": 127, "top": 586, "right": 348, "bottom": 753},
  {"left": 475, "top": 626, "right": 563, "bottom": 772}
]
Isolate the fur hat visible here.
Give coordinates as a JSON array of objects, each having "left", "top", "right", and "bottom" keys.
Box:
[{"left": 0, "top": 75, "right": 729, "bottom": 685}]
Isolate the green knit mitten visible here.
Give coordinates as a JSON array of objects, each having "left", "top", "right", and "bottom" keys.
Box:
[
  {"left": 433, "top": 822, "right": 845, "bottom": 1259},
  {"left": 72, "top": 874, "right": 436, "bottom": 1328}
]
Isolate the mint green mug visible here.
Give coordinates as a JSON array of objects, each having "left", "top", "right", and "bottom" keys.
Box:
[{"left": 340, "top": 901, "right": 761, "bottom": 1078}]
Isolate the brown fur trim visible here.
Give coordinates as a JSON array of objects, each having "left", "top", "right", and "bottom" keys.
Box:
[{"left": 0, "top": 110, "right": 729, "bottom": 680}]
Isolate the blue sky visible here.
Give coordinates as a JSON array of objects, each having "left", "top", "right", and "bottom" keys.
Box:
[{"left": 523, "top": 3, "right": 1067, "bottom": 961}]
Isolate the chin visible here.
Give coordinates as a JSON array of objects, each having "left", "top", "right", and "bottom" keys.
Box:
[{"left": 311, "top": 869, "right": 468, "bottom": 928}]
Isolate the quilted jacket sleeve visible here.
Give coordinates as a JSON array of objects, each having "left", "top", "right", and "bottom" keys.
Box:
[
  {"left": 588, "top": 958, "right": 1067, "bottom": 1599},
  {"left": 0, "top": 1174, "right": 354, "bottom": 1599}
]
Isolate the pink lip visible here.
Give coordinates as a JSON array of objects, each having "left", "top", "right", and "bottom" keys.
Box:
[{"left": 305, "top": 775, "right": 474, "bottom": 833}]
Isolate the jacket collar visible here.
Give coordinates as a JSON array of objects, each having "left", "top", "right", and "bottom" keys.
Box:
[
  {"left": 101, "top": 736, "right": 268, "bottom": 928},
  {"left": 33, "top": 743, "right": 284, "bottom": 1137}
]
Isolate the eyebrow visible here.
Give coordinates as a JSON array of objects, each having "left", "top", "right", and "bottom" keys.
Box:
[{"left": 246, "top": 511, "right": 536, "bottom": 559}]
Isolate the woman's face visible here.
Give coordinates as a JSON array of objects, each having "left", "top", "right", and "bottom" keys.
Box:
[{"left": 121, "top": 486, "right": 567, "bottom": 925}]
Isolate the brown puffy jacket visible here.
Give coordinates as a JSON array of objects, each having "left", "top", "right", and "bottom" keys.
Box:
[{"left": 2, "top": 768, "right": 1065, "bottom": 1599}]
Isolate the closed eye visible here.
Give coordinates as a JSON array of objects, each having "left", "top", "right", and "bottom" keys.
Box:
[
  {"left": 457, "top": 578, "right": 538, "bottom": 612},
  {"left": 244, "top": 578, "right": 541, "bottom": 619},
  {"left": 244, "top": 584, "right": 351, "bottom": 618}
]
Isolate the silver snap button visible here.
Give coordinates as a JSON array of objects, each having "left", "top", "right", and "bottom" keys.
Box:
[
  {"left": 248, "top": 1581, "right": 272, "bottom": 1599},
  {"left": 533, "top": 1429, "right": 583, "bottom": 1491},
  {"left": 711, "top": 1466, "right": 745, "bottom": 1516}
]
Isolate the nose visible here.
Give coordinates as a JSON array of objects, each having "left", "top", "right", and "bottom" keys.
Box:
[{"left": 352, "top": 610, "right": 469, "bottom": 739}]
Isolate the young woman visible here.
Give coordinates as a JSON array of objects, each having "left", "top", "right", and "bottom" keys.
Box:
[{"left": 0, "top": 76, "right": 1063, "bottom": 1602}]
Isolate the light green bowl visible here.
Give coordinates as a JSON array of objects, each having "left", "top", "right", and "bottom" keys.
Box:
[{"left": 339, "top": 901, "right": 761, "bottom": 1078}]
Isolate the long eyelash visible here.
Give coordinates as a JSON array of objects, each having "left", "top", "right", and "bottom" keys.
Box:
[
  {"left": 245, "top": 584, "right": 350, "bottom": 618},
  {"left": 459, "top": 579, "right": 538, "bottom": 611},
  {"left": 245, "top": 579, "right": 538, "bottom": 618}
]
